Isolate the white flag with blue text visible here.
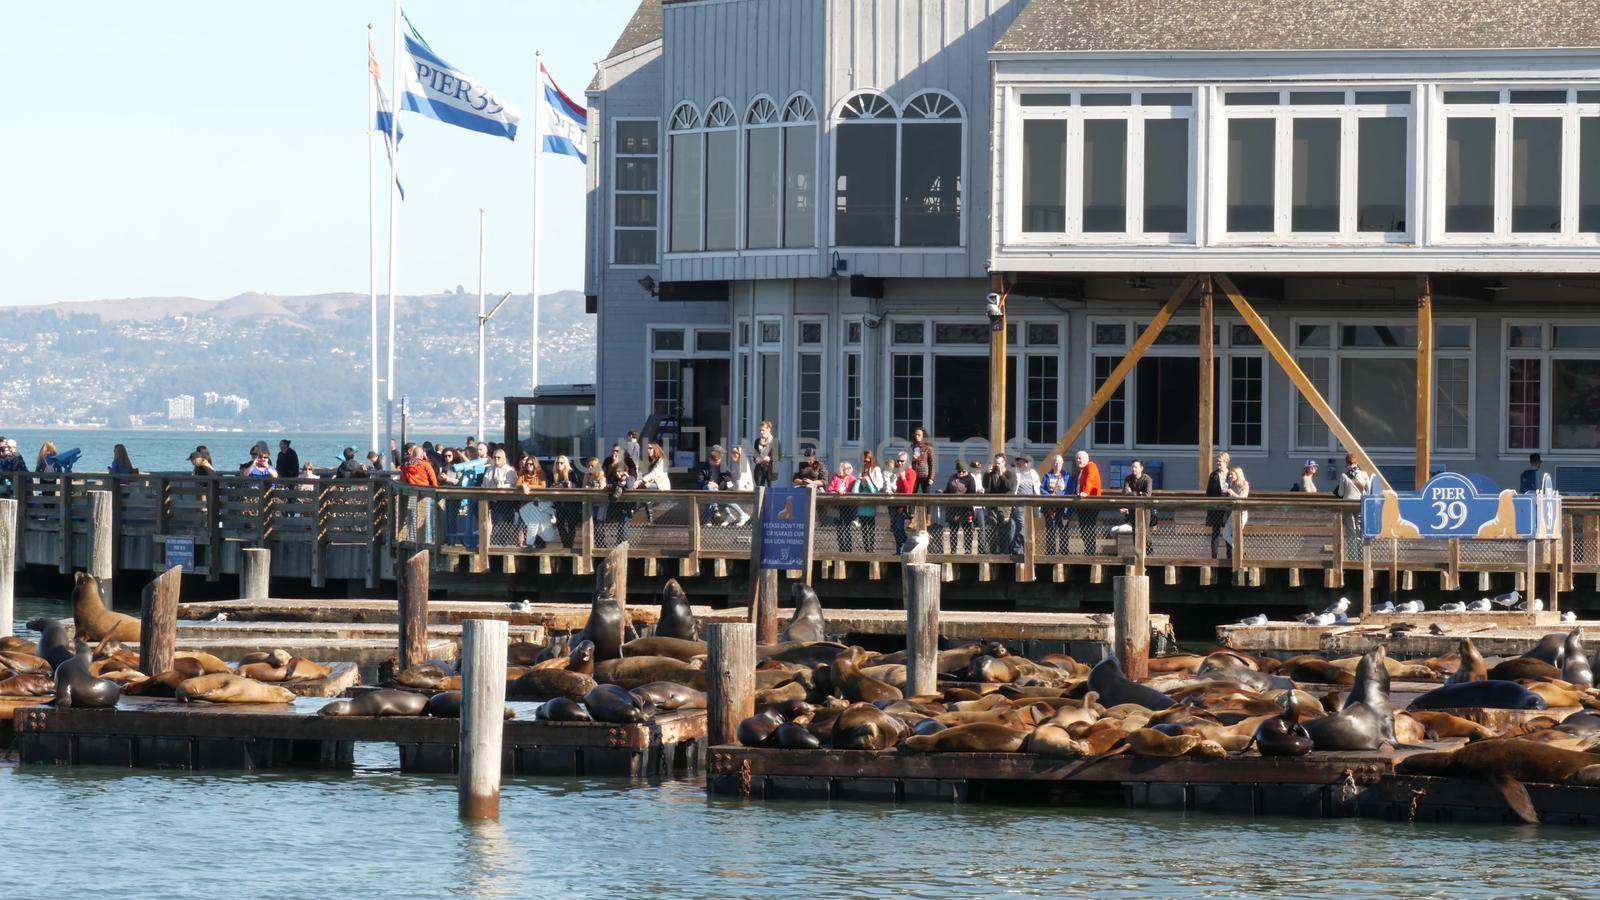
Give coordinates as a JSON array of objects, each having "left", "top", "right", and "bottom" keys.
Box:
[
  {"left": 540, "top": 62, "right": 588, "bottom": 162},
  {"left": 399, "top": 18, "right": 520, "bottom": 141}
]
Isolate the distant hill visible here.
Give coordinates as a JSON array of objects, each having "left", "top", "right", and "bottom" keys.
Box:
[{"left": 0, "top": 290, "right": 594, "bottom": 429}]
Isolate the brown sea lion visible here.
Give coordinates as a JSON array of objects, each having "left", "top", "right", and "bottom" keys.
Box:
[
  {"left": 175, "top": 673, "right": 295, "bottom": 704},
  {"left": 71, "top": 572, "right": 140, "bottom": 643},
  {"left": 780, "top": 583, "right": 828, "bottom": 644},
  {"left": 903, "top": 722, "right": 1029, "bottom": 753},
  {"left": 1523, "top": 633, "right": 1568, "bottom": 668},
  {"left": 1, "top": 651, "right": 52, "bottom": 675},
  {"left": 0, "top": 635, "right": 37, "bottom": 654},
  {"left": 506, "top": 641, "right": 546, "bottom": 666},
  {"left": 238, "top": 658, "right": 332, "bottom": 683},
  {"left": 88, "top": 654, "right": 141, "bottom": 677},
  {"left": 596, "top": 655, "right": 704, "bottom": 690},
  {"left": 831, "top": 702, "right": 907, "bottom": 750},
  {"left": 1126, "top": 727, "right": 1200, "bottom": 757},
  {"left": 830, "top": 651, "right": 902, "bottom": 703},
  {"left": 1488, "top": 657, "right": 1562, "bottom": 682},
  {"left": 1147, "top": 654, "right": 1206, "bottom": 675},
  {"left": 1519, "top": 680, "right": 1588, "bottom": 708},
  {"left": 1446, "top": 639, "right": 1488, "bottom": 685},
  {"left": 318, "top": 688, "right": 427, "bottom": 716},
  {"left": 172, "top": 651, "right": 233, "bottom": 674},
  {"left": 392, "top": 663, "right": 452, "bottom": 689},
  {"left": 755, "top": 680, "right": 808, "bottom": 707},
  {"left": 654, "top": 578, "right": 700, "bottom": 641},
  {"left": 1397, "top": 738, "right": 1600, "bottom": 824},
  {"left": 622, "top": 636, "right": 707, "bottom": 663},
  {"left": 1406, "top": 710, "right": 1498, "bottom": 741},
  {"left": 1026, "top": 723, "right": 1091, "bottom": 757},
  {"left": 508, "top": 667, "right": 597, "bottom": 701},
  {"left": 630, "top": 681, "right": 707, "bottom": 710},
  {"left": 1283, "top": 657, "right": 1357, "bottom": 685},
  {"left": 861, "top": 664, "right": 908, "bottom": 690},
  {"left": 0, "top": 672, "right": 54, "bottom": 697},
  {"left": 120, "top": 668, "right": 188, "bottom": 696}
]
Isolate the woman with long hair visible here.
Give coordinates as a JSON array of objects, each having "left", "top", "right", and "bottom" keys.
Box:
[
  {"left": 516, "top": 455, "right": 553, "bottom": 548},
  {"left": 548, "top": 455, "right": 579, "bottom": 549},
  {"left": 852, "top": 450, "right": 885, "bottom": 551},
  {"left": 35, "top": 441, "right": 58, "bottom": 473},
  {"left": 109, "top": 444, "right": 137, "bottom": 475}
]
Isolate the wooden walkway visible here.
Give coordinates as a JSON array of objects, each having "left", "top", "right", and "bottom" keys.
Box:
[{"left": 1219, "top": 617, "right": 1600, "bottom": 656}]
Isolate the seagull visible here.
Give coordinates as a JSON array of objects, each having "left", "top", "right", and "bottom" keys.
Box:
[
  {"left": 1395, "top": 600, "right": 1425, "bottom": 614},
  {"left": 209, "top": 612, "right": 229, "bottom": 622},
  {"left": 901, "top": 530, "right": 931, "bottom": 564},
  {"left": 1562, "top": 611, "right": 1577, "bottom": 623},
  {"left": 510, "top": 599, "right": 534, "bottom": 613},
  {"left": 1467, "top": 598, "right": 1493, "bottom": 612},
  {"left": 1238, "top": 613, "right": 1268, "bottom": 626},
  {"left": 1440, "top": 601, "right": 1467, "bottom": 612},
  {"left": 1373, "top": 601, "right": 1396, "bottom": 614},
  {"left": 1491, "top": 590, "right": 1522, "bottom": 608},
  {"left": 1514, "top": 597, "right": 1544, "bottom": 612},
  {"left": 1298, "top": 597, "right": 1351, "bottom": 624}
]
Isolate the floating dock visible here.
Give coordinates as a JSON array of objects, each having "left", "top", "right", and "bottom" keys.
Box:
[
  {"left": 1219, "top": 617, "right": 1600, "bottom": 657},
  {"left": 12, "top": 697, "right": 706, "bottom": 778}
]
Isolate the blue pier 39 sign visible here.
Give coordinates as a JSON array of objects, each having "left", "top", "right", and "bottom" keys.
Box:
[
  {"left": 758, "top": 487, "right": 813, "bottom": 570},
  {"left": 1363, "top": 472, "right": 1560, "bottom": 541}
]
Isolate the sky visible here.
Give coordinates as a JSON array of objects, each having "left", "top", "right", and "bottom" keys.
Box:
[{"left": 2, "top": 1, "right": 640, "bottom": 307}]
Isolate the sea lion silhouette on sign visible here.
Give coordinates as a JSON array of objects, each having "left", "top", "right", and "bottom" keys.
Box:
[
  {"left": 1475, "top": 490, "right": 1520, "bottom": 539},
  {"left": 776, "top": 496, "right": 796, "bottom": 520},
  {"left": 1374, "top": 489, "right": 1420, "bottom": 540}
]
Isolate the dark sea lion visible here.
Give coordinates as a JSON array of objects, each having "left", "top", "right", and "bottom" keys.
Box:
[
  {"left": 506, "top": 642, "right": 547, "bottom": 666},
  {"left": 1559, "top": 712, "right": 1600, "bottom": 736},
  {"left": 574, "top": 589, "right": 627, "bottom": 662},
  {"left": 1409, "top": 680, "right": 1549, "bottom": 711},
  {"left": 1253, "top": 691, "right": 1313, "bottom": 756},
  {"left": 508, "top": 668, "right": 596, "bottom": 701},
  {"left": 738, "top": 709, "right": 784, "bottom": 746},
  {"left": 760, "top": 641, "right": 851, "bottom": 668},
  {"left": 33, "top": 619, "right": 74, "bottom": 672},
  {"left": 1524, "top": 633, "right": 1567, "bottom": 668},
  {"left": 536, "top": 696, "right": 593, "bottom": 722},
  {"left": 1561, "top": 631, "right": 1592, "bottom": 689},
  {"left": 630, "top": 681, "right": 707, "bottom": 711},
  {"left": 1446, "top": 638, "right": 1488, "bottom": 685},
  {"left": 70, "top": 572, "right": 140, "bottom": 643},
  {"left": 772, "top": 722, "right": 822, "bottom": 749},
  {"left": 318, "top": 688, "right": 427, "bottom": 716},
  {"left": 565, "top": 639, "right": 596, "bottom": 676},
  {"left": 177, "top": 673, "right": 296, "bottom": 704},
  {"left": 1397, "top": 738, "right": 1600, "bottom": 824},
  {"left": 912, "top": 717, "right": 949, "bottom": 736},
  {"left": 1283, "top": 657, "right": 1356, "bottom": 685},
  {"left": 424, "top": 691, "right": 463, "bottom": 717},
  {"left": 1486, "top": 657, "right": 1562, "bottom": 682},
  {"left": 903, "top": 722, "right": 1029, "bottom": 753},
  {"left": 780, "top": 583, "right": 828, "bottom": 644},
  {"left": 1087, "top": 657, "right": 1173, "bottom": 711},
  {"left": 622, "top": 636, "right": 707, "bottom": 662},
  {"left": 831, "top": 702, "right": 907, "bottom": 750},
  {"left": 0, "top": 672, "right": 55, "bottom": 697},
  {"left": 53, "top": 645, "right": 122, "bottom": 709},
  {"left": 653, "top": 578, "right": 700, "bottom": 641},
  {"left": 584, "top": 683, "right": 655, "bottom": 723},
  {"left": 532, "top": 633, "right": 569, "bottom": 665},
  {"left": 1304, "top": 646, "right": 1392, "bottom": 751}
]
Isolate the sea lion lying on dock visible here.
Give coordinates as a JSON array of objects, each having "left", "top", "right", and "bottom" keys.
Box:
[
  {"left": 319, "top": 688, "right": 427, "bottom": 716},
  {"left": 1397, "top": 739, "right": 1600, "bottom": 824},
  {"left": 584, "top": 684, "right": 656, "bottom": 723},
  {"left": 508, "top": 668, "right": 596, "bottom": 701},
  {"left": 630, "top": 681, "right": 706, "bottom": 710},
  {"left": 71, "top": 572, "right": 140, "bottom": 643},
  {"left": 176, "top": 673, "right": 295, "bottom": 704},
  {"left": 1408, "top": 680, "right": 1548, "bottom": 711},
  {"left": 622, "top": 636, "right": 707, "bottom": 663},
  {"left": 0, "top": 672, "right": 55, "bottom": 697}
]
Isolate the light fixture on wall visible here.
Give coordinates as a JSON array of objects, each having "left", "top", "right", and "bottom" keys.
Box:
[
  {"left": 637, "top": 275, "right": 658, "bottom": 297},
  {"left": 830, "top": 251, "right": 849, "bottom": 278},
  {"left": 1127, "top": 277, "right": 1154, "bottom": 292}
]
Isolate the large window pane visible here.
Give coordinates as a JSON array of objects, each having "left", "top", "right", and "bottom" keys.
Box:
[
  {"left": 1582, "top": 118, "right": 1600, "bottom": 233},
  {"left": 1512, "top": 117, "right": 1562, "bottom": 233},
  {"left": 758, "top": 353, "right": 781, "bottom": 423},
  {"left": 798, "top": 352, "right": 822, "bottom": 440},
  {"left": 614, "top": 195, "right": 656, "bottom": 227},
  {"left": 1358, "top": 117, "right": 1407, "bottom": 232},
  {"left": 615, "top": 121, "right": 658, "bottom": 155},
  {"left": 1553, "top": 359, "right": 1600, "bottom": 450},
  {"left": 652, "top": 360, "right": 681, "bottom": 417},
  {"left": 1507, "top": 358, "right": 1541, "bottom": 450},
  {"left": 1435, "top": 357, "right": 1470, "bottom": 450},
  {"left": 1135, "top": 356, "right": 1199, "bottom": 445},
  {"left": 1229, "top": 356, "right": 1263, "bottom": 447},
  {"left": 1082, "top": 119, "right": 1127, "bottom": 232},
  {"left": 669, "top": 133, "right": 702, "bottom": 251},
  {"left": 900, "top": 121, "right": 961, "bottom": 246},
  {"left": 1143, "top": 118, "right": 1189, "bottom": 232},
  {"left": 1445, "top": 118, "right": 1494, "bottom": 233},
  {"left": 746, "top": 128, "right": 782, "bottom": 249},
  {"left": 1292, "top": 118, "right": 1341, "bottom": 232},
  {"left": 1297, "top": 356, "right": 1331, "bottom": 447},
  {"left": 1092, "top": 356, "right": 1126, "bottom": 446},
  {"left": 1340, "top": 357, "right": 1416, "bottom": 447},
  {"left": 891, "top": 354, "right": 925, "bottom": 440},
  {"left": 704, "top": 131, "right": 738, "bottom": 250},
  {"left": 1023, "top": 119, "right": 1066, "bottom": 232},
  {"left": 844, "top": 353, "right": 862, "bottom": 443},
  {"left": 615, "top": 230, "right": 655, "bottom": 265},
  {"left": 932, "top": 356, "right": 1015, "bottom": 442},
  {"left": 784, "top": 125, "right": 817, "bottom": 247},
  {"left": 835, "top": 123, "right": 897, "bottom": 246},
  {"left": 616, "top": 157, "right": 657, "bottom": 191},
  {"left": 1227, "top": 119, "right": 1275, "bottom": 231},
  {"left": 1026, "top": 355, "right": 1059, "bottom": 444}
]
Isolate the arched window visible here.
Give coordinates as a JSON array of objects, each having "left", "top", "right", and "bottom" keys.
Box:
[
  {"left": 833, "top": 90, "right": 963, "bottom": 248},
  {"left": 703, "top": 99, "right": 738, "bottom": 250},
  {"left": 668, "top": 103, "right": 702, "bottom": 252},
  {"left": 746, "top": 93, "right": 818, "bottom": 250}
]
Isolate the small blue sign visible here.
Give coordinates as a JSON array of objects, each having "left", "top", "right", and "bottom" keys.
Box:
[
  {"left": 758, "top": 487, "right": 811, "bottom": 570},
  {"left": 166, "top": 536, "right": 195, "bottom": 572},
  {"left": 1362, "top": 472, "right": 1559, "bottom": 540}
]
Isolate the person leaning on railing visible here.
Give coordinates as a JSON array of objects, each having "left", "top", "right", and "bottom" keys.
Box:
[
  {"left": 547, "top": 455, "right": 580, "bottom": 549},
  {"left": 942, "top": 463, "right": 978, "bottom": 554},
  {"left": 515, "top": 455, "right": 555, "bottom": 548},
  {"left": 1205, "top": 451, "right": 1231, "bottom": 558},
  {"left": 693, "top": 445, "right": 732, "bottom": 526},
  {"left": 852, "top": 450, "right": 885, "bottom": 552},
  {"left": 1067, "top": 450, "right": 1102, "bottom": 554},
  {"left": 889, "top": 451, "right": 917, "bottom": 550},
  {"left": 1012, "top": 456, "right": 1040, "bottom": 554},
  {"left": 1041, "top": 455, "right": 1070, "bottom": 555},
  {"left": 826, "top": 461, "right": 857, "bottom": 550},
  {"left": 1120, "top": 458, "right": 1155, "bottom": 554},
  {"left": 982, "top": 454, "right": 1018, "bottom": 554}
]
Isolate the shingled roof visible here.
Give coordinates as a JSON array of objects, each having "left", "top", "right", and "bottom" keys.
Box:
[
  {"left": 994, "top": 0, "right": 1600, "bottom": 53},
  {"left": 607, "top": 0, "right": 663, "bottom": 59}
]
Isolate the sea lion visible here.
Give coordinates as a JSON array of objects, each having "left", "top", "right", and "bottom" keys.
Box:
[
  {"left": 177, "top": 673, "right": 296, "bottom": 704},
  {"left": 508, "top": 668, "right": 596, "bottom": 701},
  {"left": 771, "top": 722, "right": 821, "bottom": 749},
  {"left": 1126, "top": 727, "right": 1200, "bottom": 757},
  {"left": 1561, "top": 631, "right": 1592, "bottom": 689},
  {"left": 237, "top": 658, "right": 331, "bottom": 683},
  {"left": 622, "top": 636, "right": 707, "bottom": 663},
  {"left": 1087, "top": 657, "right": 1173, "bottom": 710},
  {"left": 1026, "top": 722, "right": 1091, "bottom": 758},
  {"left": 780, "top": 583, "right": 828, "bottom": 644},
  {"left": 318, "top": 688, "right": 427, "bottom": 716},
  {"left": 630, "top": 681, "right": 706, "bottom": 711},
  {"left": 1253, "top": 692, "right": 1313, "bottom": 757},
  {"left": 1, "top": 651, "right": 52, "bottom": 675},
  {"left": 1523, "top": 633, "right": 1568, "bottom": 668},
  {"left": 536, "top": 696, "right": 593, "bottom": 722},
  {"left": 0, "top": 672, "right": 55, "bottom": 697},
  {"left": 1407, "top": 710, "right": 1498, "bottom": 741},
  {"left": 653, "top": 578, "right": 700, "bottom": 641},
  {"left": 1147, "top": 654, "right": 1206, "bottom": 675},
  {"left": 755, "top": 680, "right": 808, "bottom": 707},
  {"left": 1488, "top": 657, "right": 1562, "bottom": 682},
  {"left": 1558, "top": 712, "right": 1600, "bottom": 737},
  {"left": 831, "top": 702, "right": 907, "bottom": 750},
  {"left": 829, "top": 650, "right": 902, "bottom": 703},
  {"left": 903, "top": 722, "right": 1029, "bottom": 753},
  {"left": 738, "top": 709, "right": 784, "bottom": 746},
  {"left": 423, "top": 691, "right": 463, "bottom": 717},
  {"left": 33, "top": 619, "right": 74, "bottom": 672},
  {"left": 1303, "top": 646, "right": 1392, "bottom": 751},
  {"left": 53, "top": 645, "right": 122, "bottom": 709},
  {"left": 564, "top": 639, "right": 596, "bottom": 675},
  {"left": 0, "top": 635, "right": 36, "bottom": 654},
  {"left": 1446, "top": 639, "right": 1488, "bottom": 685},
  {"left": 1397, "top": 739, "right": 1600, "bottom": 824},
  {"left": 596, "top": 655, "right": 704, "bottom": 690},
  {"left": 574, "top": 588, "right": 627, "bottom": 662},
  {"left": 392, "top": 663, "right": 453, "bottom": 690},
  {"left": 1519, "top": 680, "right": 1588, "bottom": 708},
  {"left": 584, "top": 683, "right": 655, "bottom": 723},
  {"left": 1283, "top": 657, "right": 1357, "bottom": 685},
  {"left": 70, "top": 572, "right": 140, "bottom": 643},
  {"left": 1408, "top": 680, "right": 1549, "bottom": 711}
]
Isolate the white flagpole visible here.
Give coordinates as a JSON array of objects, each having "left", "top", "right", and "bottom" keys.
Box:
[
  {"left": 367, "top": 24, "right": 380, "bottom": 460},
  {"left": 383, "top": 0, "right": 401, "bottom": 464},
  {"left": 530, "top": 51, "right": 544, "bottom": 393},
  {"left": 477, "top": 208, "right": 487, "bottom": 442}
]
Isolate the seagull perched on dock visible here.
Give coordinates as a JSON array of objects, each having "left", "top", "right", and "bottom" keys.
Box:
[
  {"left": 510, "top": 599, "right": 534, "bottom": 613},
  {"left": 1515, "top": 597, "right": 1543, "bottom": 612},
  {"left": 1238, "top": 613, "right": 1268, "bottom": 626},
  {"left": 1467, "top": 598, "right": 1493, "bottom": 612},
  {"left": 900, "top": 530, "right": 930, "bottom": 565},
  {"left": 1373, "top": 601, "right": 1396, "bottom": 614},
  {"left": 1490, "top": 590, "right": 1521, "bottom": 608},
  {"left": 1298, "top": 597, "right": 1349, "bottom": 625},
  {"left": 1563, "top": 611, "right": 1577, "bottom": 623},
  {"left": 1439, "top": 601, "right": 1467, "bottom": 612},
  {"left": 1395, "top": 600, "right": 1425, "bottom": 613},
  {"left": 209, "top": 612, "right": 229, "bottom": 622}
]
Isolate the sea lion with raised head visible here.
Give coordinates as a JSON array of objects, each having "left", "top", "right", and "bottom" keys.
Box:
[
  {"left": 1087, "top": 657, "right": 1173, "bottom": 710},
  {"left": 654, "top": 578, "right": 699, "bottom": 641},
  {"left": 32, "top": 619, "right": 74, "bottom": 672},
  {"left": 1303, "top": 646, "right": 1392, "bottom": 751},
  {"left": 574, "top": 588, "right": 627, "bottom": 662},
  {"left": 318, "top": 688, "right": 426, "bottom": 716},
  {"left": 1253, "top": 691, "right": 1313, "bottom": 756},
  {"left": 781, "top": 583, "right": 828, "bottom": 644},
  {"left": 1446, "top": 638, "right": 1488, "bottom": 685},
  {"left": 1397, "top": 739, "right": 1600, "bottom": 824},
  {"left": 508, "top": 668, "right": 596, "bottom": 701},
  {"left": 53, "top": 644, "right": 122, "bottom": 709},
  {"left": 536, "top": 696, "right": 593, "bottom": 722},
  {"left": 177, "top": 673, "right": 296, "bottom": 704},
  {"left": 1561, "top": 630, "right": 1592, "bottom": 689},
  {"left": 1408, "top": 679, "right": 1549, "bottom": 711},
  {"left": 629, "top": 681, "right": 707, "bottom": 711},
  {"left": 1523, "top": 633, "right": 1567, "bottom": 668},
  {"left": 584, "top": 683, "right": 655, "bottom": 723},
  {"left": 829, "top": 650, "right": 902, "bottom": 704},
  {"left": 70, "top": 572, "right": 140, "bottom": 643}
]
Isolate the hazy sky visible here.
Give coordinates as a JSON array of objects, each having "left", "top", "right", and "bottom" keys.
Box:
[{"left": 3, "top": 1, "right": 639, "bottom": 306}]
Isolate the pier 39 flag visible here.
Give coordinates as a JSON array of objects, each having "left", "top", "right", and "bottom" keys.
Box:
[
  {"left": 540, "top": 63, "right": 588, "bottom": 162},
  {"left": 399, "top": 17, "right": 520, "bottom": 140}
]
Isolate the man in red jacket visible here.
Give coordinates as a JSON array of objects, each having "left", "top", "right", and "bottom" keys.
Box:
[{"left": 1068, "top": 449, "right": 1102, "bottom": 554}]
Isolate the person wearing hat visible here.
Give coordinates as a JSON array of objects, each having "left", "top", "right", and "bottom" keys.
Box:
[
  {"left": 1011, "top": 456, "right": 1040, "bottom": 553},
  {"left": 1294, "top": 459, "right": 1319, "bottom": 493}
]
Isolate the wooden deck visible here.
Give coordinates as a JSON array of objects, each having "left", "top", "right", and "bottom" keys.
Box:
[{"left": 1219, "top": 618, "right": 1600, "bottom": 656}]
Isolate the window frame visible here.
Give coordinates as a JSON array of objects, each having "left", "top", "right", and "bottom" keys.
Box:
[
  {"left": 646, "top": 325, "right": 733, "bottom": 421},
  {"left": 665, "top": 102, "right": 705, "bottom": 254},
  {"left": 794, "top": 315, "right": 828, "bottom": 448},
  {"left": 1006, "top": 88, "right": 1198, "bottom": 246},
  {"left": 609, "top": 116, "right": 660, "bottom": 268},
  {"left": 1290, "top": 316, "right": 1476, "bottom": 456},
  {"left": 830, "top": 89, "right": 967, "bottom": 252},
  {"left": 1211, "top": 87, "right": 1415, "bottom": 245},
  {"left": 840, "top": 315, "right": 866, "bottom": 447},
  {"left": 1498, "top": 317, "right": 1600, "bottom": 458},
  {"left": 1430, "top": 86, "right": 1600, "bottom": 246}
]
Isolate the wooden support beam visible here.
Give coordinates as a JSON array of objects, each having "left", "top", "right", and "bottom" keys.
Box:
[
  {"left": 1214, "top": 274, "right": 1381, "bottom": 485},
  {"left": 902, "top": 562, "right": 941, "bottom": 697},
  {"left": 139, "top": 566, "right": 182, "bottom": 677},
  {"left": 398, "top": 549, "right": 430, "bottom": 671},
  {"left": 0, "top": 499, "right": 14, "bottom": 638},
  {"left": 1415, "top": 275, "right": 1434, "bottom": 489},
  {"left": 1113, "top": 575, "right": 1150, "bottom": 681},
  {"left": 989, "top": 275, "right": 1009, "bottom": 456},
  {"left": 1049, "top": 274, "right": 1201, "bottom": 462},
  {"left": 458, "top": 618, "right": 508, "bottom": 820},
  {"left": 1198, "top": 277, "right": 1216, "bottom": 489},
  {"left": 706, "top": 622, "right": 755, "bottom": 748}
]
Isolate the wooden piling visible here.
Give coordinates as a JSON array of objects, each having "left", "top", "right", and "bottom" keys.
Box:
[
  {"left": 458, "top": 618, "right": 509, "bottom": 820},
  {"left": 399, "top": 549, "right": 430, "bottom": 671},
  {"left": 1113, "top": 574, "right": 1151, "bottom": 682},
  {"left": 140, "top": 565, "right": 182, "bottom": 676},
  {"left": 0, "top": 498, "right": 14, "bottom": 638},
  {"left": 706, "top": 622, "right": 755, "bottom": 747},
  {"left": 88, "top": 489, "right": 114, "bottom": 598},
  {"left": 746, "top": 488, "right": 779, "bottom": 644},
  {"left": 240, "top": 547, "right": 271, "bottom": 600},
  {"left": 902, "top": 562, "right": 941, "bottom": 697}
]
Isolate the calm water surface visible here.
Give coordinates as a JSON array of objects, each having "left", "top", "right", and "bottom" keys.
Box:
[{"left": 5, "top": 601, "right": 1593, "bottom": 898}]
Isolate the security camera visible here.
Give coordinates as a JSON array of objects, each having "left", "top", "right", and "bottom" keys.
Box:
[
  {"left": 985, "top": 293, "right": 1003, "bottom": 320},
  {"left": 862, "top": 314, "right": 883, "bottom": 329}
]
